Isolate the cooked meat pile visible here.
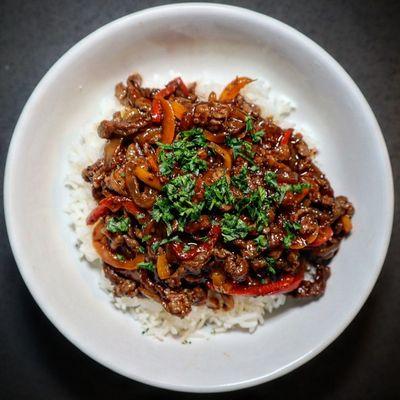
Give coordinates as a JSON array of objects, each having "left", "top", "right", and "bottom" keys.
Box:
[{"left": 83, "top": 74, "right": 354, "bottom": 318}]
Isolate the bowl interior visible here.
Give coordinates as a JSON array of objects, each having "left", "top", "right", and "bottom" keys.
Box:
[{"left": 5, "top": 4, "right": 393, "bottom": 392}]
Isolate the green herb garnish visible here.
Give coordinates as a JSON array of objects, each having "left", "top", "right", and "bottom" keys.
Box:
[
  {"left": 158, "top": 128, "right": 207, "bottom": 176},
  {"left": 115, "top": 254, "right": 125, "bottom": 261},
  {"left": 245, "top": 115, "right": 253, "bottom": 132},
  {"left": 151, "top": 236, "right": 181, "bottom": 252},
  {"left": 137, "top": 261, "right": 155, "bottom": 272},
  {"left": 152, "top": 174, "right": 204, "bottom": 235},
  {"left": 283, "top": 220, "right": 301, "bottom": 248},
  {"left": 204, "top": 176, "right": 235, "bottom": 210},
  {"left": 236, "top": 187, "right": 270, "bottom": 232},
  {"left": 221, "top": 214, "right": 249, "bottom": 242},
  {"left": 249, "top": 165, "right": 260, "bottom": 172},
  {"left": 180, "top": 127, "right": 207, "bottom": 146},
  {"left": 255, "top": 235, "right": 268, "bottom": 250},
  {"left": 142, "top": 235, "right": 151, "bottom": 242},
  {"left": 106, "top": 217, "right": 130, "bottom": 234},
  {"left": 231, "top": 166, "right": 249, "bottom": 193},
  {"left": 250, "top": 130, "right": 265, "bottom": 143},
  {"left": 225, "top": 136, "right": 255, "bottom": 163},
  {"left": 266, "top": 257, "right": 277, "bottom": 274},
  {"left": 264, "top": 171, "right": 279, "bottom": 189},
  {"left": 264, "top": 171, "right": 310, "bottom": 204},
  {"left": 290, "top": 182, "right": 311, "bottom": 194}
]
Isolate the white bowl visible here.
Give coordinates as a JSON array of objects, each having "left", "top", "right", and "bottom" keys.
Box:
[{"left": 4, "top": 3, "right": 393, "bottom": 393}]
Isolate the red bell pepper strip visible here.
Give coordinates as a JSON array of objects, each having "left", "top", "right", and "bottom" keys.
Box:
[
  {"left": 280, "top": 129, "right": 293, "bottom": 145},
  {"left": 281, "top": 187, "right": 310, "bottom": 206},
  {"left": 170, "top": 225, "right": 221, "bottom": 261},
  {"left": 173, "top": 77, "right": 190, "bottom": 96},
  {"left": 151, "top": 77, "right": 190, "bottom": 123},
  {"left": 86, "top": 196, "right": 145, "bottom": 225},
  {"left": 151, "top": 99, "right": 163, "bottom": 123},
  {"left": 308, "top": 225, "right": 333, "bottom": 247},
  {"left": 219, "top": 77, "right": 254, "bottom": 102},
  {"left": 209, "top": 271, "right": 304, "bottom": 296},
  {"left": 160, "top": 98, "right": 176, "bottom": 144}
]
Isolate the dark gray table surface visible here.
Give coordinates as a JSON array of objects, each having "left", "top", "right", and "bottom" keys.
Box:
[{"left": 0, "top": 0, "right": 399, "bottom": 399}]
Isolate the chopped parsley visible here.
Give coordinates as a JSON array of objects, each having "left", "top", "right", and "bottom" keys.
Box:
[
  {"left": 158, "top": 149, "right": 175, "bottom": 176},
  {"left": 225, "top": 136, "right": 255, "bottom": 163},
  {"left": 142, "top": 235, "right": 151, "bottom": 242},
  {"left": 264, "top": 171, "right": 279, "bottom": 189},
  {"left": 221, "top": 214, "right": 249, "bottom": 242},
  {"left": 283, "top": 231, "right": 296, "bottom": 248},
  {"left": 151, "top": 236, "right": 181, "bottom": 252},
  {"left": 236, "top": 187, "right": 270, "bottom": 232},
  {"left": 115, "top": 254, "right": 125, "bottom": 261},
  {"left": 249, "top": 165, "right": 260, "bottom": 172},
  {"left": 248, "top": 188, "right": 270, "bottom": 231},
  {"left": 158, "top": 128, "right": 207, "bottom": 176},
  {"left": 204, "top": 176, "right": 234, "bottom": 210},
  {"left": 283, "top": 220, "right": 302, "bottom": 248},
  {"left": 290, "top": 182, "right": 311, "bottom": 194},
  {"left": 274, "top": 184, "right": 290, "bottom": 204},
  {"left": 284, "top": 220, "right": 302, "bottom": 231},
  {"left": 255, "top": 234, "right": 268, "bottom": 250},
  {"left": 231, "top": 166, "right": 249, "bottom": 193},
  {"left": 266, "top": 257, "right": 277, "bottom": 274},
  {"left": 106, "top": 216, "right": 130, "bottom": 234},
  {"left": 245, "top": 115, "right": 253, "bottom": 132},
  {"left": 180, "top": 127, "right": 207, "bottom": 146},
  {"left": 183, "top": 244, "right": 191, "bottom": 252},
  {"left": 137, "top": 261, "right": 155, "bottom": 272},
  {"left": 151, "top": 197, "right": 174, "bottom": 232},
  {"left": 152, "top": 174, "right": 204, "bottom": 235},
  {"left": 245, "top": 115, "right": 265, "bottom": 143},
  {"left": 250, "top": 130, "right": 265, "bottom": 143},
  {"left": 264, "top": 171, "right": 310, "bottom": 203},
  {"left": 138, "top": 246, "right": 145, "bottom": 254}
]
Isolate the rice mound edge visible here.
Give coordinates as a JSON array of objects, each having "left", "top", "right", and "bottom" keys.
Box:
[{"left": 65, "top": 79, "right": 295, "bottom": 341}]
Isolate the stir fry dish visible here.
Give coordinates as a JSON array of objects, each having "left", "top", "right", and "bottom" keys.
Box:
[{"left": 83, "top": 75, "right": 354, "bottom": 318}]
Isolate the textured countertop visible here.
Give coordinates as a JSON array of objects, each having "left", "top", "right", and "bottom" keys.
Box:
[{"left": 0, "top": 1, "right": 399, "bottom": 398}]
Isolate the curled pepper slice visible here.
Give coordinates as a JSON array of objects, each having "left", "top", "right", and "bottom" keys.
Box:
[
  {"left": 204, "top": 131, "right": 227, "bottom": 144},
  {"left": 209, "top": 271, "right": 304, "bottom": 296},
  {"left": 86, "top": 196, "right": 145, "bottom": 225},
  {"left": 219, "top": 77, "right": 253, "bottom": 102},
  {"left": 160, "top": 98, "right": 175, "bottom": 144},
  {"left": 208, "top": 142, "right": 232, "bottom": 171},
  {"left": 308, "top": 226, "right": 333, "bottom": 247},
  {"left": 171, "top": 101, "right": 187, "bottom": 120},
  {"left": 133, "top": 165, "right": 163, "bottom": 191},
  {"left": 92, "top": 219, "right": 145, "bottom": 270},
  {"left": 151, "top": 77, "right": 190, "bottom": 122},
  {"left": 156, "top": 252, "right": 171, "bottom": 280}
]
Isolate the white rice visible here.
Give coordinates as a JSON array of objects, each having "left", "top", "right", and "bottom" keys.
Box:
[{"left": 65, "top": 79, "right": 296, "bottom": 341}]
